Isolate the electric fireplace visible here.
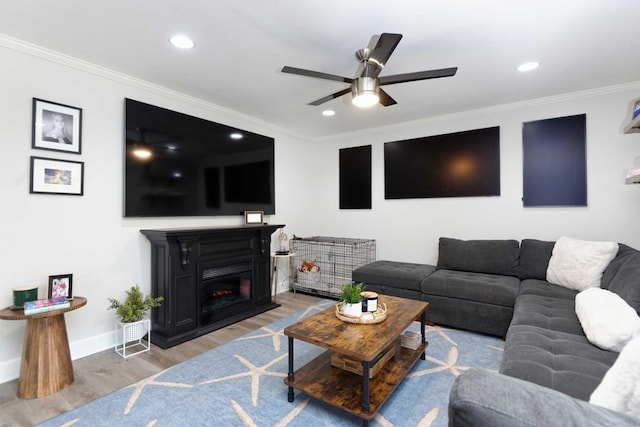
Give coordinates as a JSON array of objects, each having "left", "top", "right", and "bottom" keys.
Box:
[{"left": 141, "top": 225, "right": 282, "bottom": 349}]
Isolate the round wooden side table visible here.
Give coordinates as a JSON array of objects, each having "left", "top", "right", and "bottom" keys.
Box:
[{"left": 0, "top": 296, "right": 87, "bottom": 399}]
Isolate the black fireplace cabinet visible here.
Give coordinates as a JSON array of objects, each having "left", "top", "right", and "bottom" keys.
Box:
[{"left": 141, "top": 225, "right": 283, "bottom": 349}]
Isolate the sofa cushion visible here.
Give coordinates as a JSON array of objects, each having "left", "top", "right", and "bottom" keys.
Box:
[
  {"left": 510, "top": 291, "right": 583, "bottom": 335},
  {"left": 351, "top": 260, "right": 435, "bottom": 292},
  {"left": 437, "top": 237, "right": 520, "bottom": 277},
  {"left": 421, "top": 269, "right": 519, "bottom": 307},
  {"left": 575, "top": 288, "right": 640, "bottom": 351},
  {"left": 449, "top": 369, "right": 638, "bottom": 427},
  {"left": 518, "top": 279, "right": 577, "bottom": 301},
  {"left": 606, "top": 252, "right": 640, "bottom": 314},
  {"left": 601, "top": 244, "right": 638, "bottom": 289},
  {"left": 501, "top": 324, "right": 619, "bottom": 400},
  {"left": 546, "top": 236, "right": 618, "bottom": 291},
  {"left": 590, "top": 336, "right": 640, "bottom": 422},
  {"left": 518, "top": 239, "right": 554, "bottom": 280}
]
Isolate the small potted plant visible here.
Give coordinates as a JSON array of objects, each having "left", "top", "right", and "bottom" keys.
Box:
[
  {"left": 340, "top": 282, "right": 365, "bottom": 317},
  {"left": 108, "top": 285, "right": 163, "bottom": 357}
]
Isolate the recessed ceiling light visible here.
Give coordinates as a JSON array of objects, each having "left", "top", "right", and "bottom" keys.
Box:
[
  {"left": 517, "top": 61, "right": 540, "bottom": 72},
  {"left": 322, "top": 110, "right": 335, "bottom": 117},
  {"left": 169, "top": 35, "right": 195, "bottom": 49},
  {"left": 230, "top": 133, "right": 243, "bottom": 140}
]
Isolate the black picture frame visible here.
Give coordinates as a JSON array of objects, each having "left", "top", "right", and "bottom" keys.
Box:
[
  {"left": 32, "top": 98, "right": 82, "bottom": 154},
  {"left": 30, "top": 156, "right": 84, "bottom": 196},
  {"left": 48, "top": 274, "right": 73, "bottom": 299}
]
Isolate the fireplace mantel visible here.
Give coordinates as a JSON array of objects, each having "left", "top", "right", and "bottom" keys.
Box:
[{"left": 141, "top": 224, "right": 284, "bottom": 348}]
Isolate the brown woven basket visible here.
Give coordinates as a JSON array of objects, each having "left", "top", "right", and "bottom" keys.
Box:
[{"left": 335, "top": 302, "right": 387, "bottom": 324}]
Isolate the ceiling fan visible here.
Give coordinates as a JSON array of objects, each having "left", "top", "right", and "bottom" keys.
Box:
[{"left": 281, "top": 33, "right": 457, "bottom": 108}]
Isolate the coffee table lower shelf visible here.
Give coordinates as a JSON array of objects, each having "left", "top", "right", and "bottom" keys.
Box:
[{"left": 284, "top": 342, "right": 427, "bottom": 421}]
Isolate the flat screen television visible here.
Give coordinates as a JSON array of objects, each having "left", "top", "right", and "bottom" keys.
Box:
[
  {"left": 384, "top": 126, "right": 500, "bottom": 199},
  {"left": 124, "top": 98, "right": 275, "bottom": 217}
]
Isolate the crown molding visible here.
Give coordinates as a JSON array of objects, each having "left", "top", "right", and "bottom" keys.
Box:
[
  {"left": 0, "top": 33, "right": 311, "bottom": 142},
  {"left": 2, "top": 33, "right": 639, "bottom": 144}
]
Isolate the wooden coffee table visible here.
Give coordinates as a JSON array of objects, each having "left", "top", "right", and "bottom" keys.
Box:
[{"left": 284, "top": 295, "right": 429, "bottom": 425}]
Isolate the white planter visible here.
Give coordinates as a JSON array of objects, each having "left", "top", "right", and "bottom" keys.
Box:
[
  {"left": 342, "top": 302, "right": 362, "bottom": 317},
  {"left": 115, "top": 319, "right": 151, "bottom": 358}
]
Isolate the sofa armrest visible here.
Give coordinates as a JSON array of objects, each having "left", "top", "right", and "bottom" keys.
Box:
[{"left": 449, "top": 369, "right": 637, "bottom": 427}]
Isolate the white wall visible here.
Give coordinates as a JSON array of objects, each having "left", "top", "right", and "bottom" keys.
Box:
[
  {"left": 0, "top": 41, "right": 318, "bottom": 383},
  {"left": 313, "top": 87, "right": 640, "bottom": 264}
]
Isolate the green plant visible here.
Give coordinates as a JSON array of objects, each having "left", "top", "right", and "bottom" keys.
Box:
[
  {"left": 108, "top": 285, "right": 164, "bottom": 323},
  {"left": 340, "top": 282, "right": 365, "bottom": 304}
]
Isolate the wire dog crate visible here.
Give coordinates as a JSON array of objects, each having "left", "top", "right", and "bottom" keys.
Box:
[{"left": 290, "top": 236, "right": 376, "bottom": 298}]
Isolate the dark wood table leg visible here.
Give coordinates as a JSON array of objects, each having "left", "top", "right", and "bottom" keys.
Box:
[
  {"left": 420, "top": 311, "right": 426, "bottom": 360},
  {"left": 362, "top": 361, "right": 370, "bottom": 413},
  {"left": 287, "top": 336, "right": 295, "bottom": 402}
]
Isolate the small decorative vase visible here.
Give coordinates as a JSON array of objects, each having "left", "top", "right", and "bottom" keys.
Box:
[{"left": 342, "top": 302, "right": 362, "bottom": 317}]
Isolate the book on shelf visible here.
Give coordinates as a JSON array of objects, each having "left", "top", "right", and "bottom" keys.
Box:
[{"left": 23, "top": 296, "right": 70, "bottom": 315}]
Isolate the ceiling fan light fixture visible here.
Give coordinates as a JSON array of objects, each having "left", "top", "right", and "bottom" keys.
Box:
[{"left": 352, "top": 77, "right": 379, "bottom": 108}]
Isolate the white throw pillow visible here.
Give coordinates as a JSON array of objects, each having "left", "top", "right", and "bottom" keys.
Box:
[
  {"left": 590, "top": 336, "right": 640, "bottom": 422},
  {"left": 575, "top": 288, "right": 640, "bottom": 351},
  {"left": 546, "top": 236, "right": 618, "bottom": 291}
]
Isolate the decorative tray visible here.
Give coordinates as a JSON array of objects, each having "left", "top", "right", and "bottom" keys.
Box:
[{"left": 335, "top": 302, "right": 387, "bottom": 324}]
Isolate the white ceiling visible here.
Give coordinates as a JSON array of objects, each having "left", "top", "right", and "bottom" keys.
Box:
[{"left": 1, "top": 1, "right": 639, "bottom": 139}]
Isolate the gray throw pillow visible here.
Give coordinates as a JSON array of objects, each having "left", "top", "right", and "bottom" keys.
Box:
[{"left": 437, "top": 237, "right": 520, "bottom": 277}]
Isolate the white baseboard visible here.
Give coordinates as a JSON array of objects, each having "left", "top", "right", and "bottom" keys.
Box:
[{"left": 0, "top": 330, "right": 114, "bottom": 385}]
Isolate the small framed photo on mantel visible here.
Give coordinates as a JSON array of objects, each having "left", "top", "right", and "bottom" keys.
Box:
[
  {"left": 48, "top": 274, "right": 73, "bottom": 300},
  {"left": 32, "top": 98, "right": 82, "bottom": 154},
  {"left": 244, "top": 210, "right": 264, "bottom": 225}
]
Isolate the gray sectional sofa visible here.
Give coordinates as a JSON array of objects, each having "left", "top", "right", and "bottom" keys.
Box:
[{"left": 352, "top": 237, "right": 640, "bottom": 426}]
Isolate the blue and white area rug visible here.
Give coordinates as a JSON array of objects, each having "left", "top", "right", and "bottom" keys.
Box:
[{"left": 40, "top": 300, "right": 504, "bottom": 427}]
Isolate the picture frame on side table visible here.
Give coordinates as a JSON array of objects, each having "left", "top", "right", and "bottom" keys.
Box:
[
  {"left": 244, "top": 210, "right": 264, "bottom": 225},
  {"left": 48, "top": 274, "right": 73, "bottom": 300},
  {"left": 30, "top": 156, "right": 84, "bottom": 196},
  {"left": 32, "top": 98, "right": 82, "bottom": 154}
]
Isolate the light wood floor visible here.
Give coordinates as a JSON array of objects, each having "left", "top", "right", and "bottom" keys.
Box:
[{"left": 0, "top": 292, "right": 323, "bottom": 426}]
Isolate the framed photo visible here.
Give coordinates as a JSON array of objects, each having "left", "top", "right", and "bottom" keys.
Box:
[
  {"left": 48, "top": 274, "right": 73, "bottom": 299},
  {"left": 244, "top": 210, "right": 264, "bottom": 225},
  {"left": 30, "top": 156, "right": 84, "bottom": 196},
  {"left": 32, "top": 98, "right": 82, "bottom": 154}
]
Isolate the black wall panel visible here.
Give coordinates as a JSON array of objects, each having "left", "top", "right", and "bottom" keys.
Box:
[
  {"left": 339, "top": 145, "right": 372, "bottom": 209},
  {"left": 522, "top": 114, "right": 587, "bottom": 207}
]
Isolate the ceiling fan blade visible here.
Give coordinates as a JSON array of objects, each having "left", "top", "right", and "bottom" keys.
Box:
[
  {"left": 281, "top": 66, "right": 353, "bottom": 83},
  {"left": 368, "top": 33, "right": 402, "bottom": 76},
  {"left": 309, "top": 88, "right": 352, "bottom": 106},
  {"left": 379, "top": 67, "right": 458, "bottom": 85},
  {"left": 378, "top": 89, "right": 397, "bottom": 107}
]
